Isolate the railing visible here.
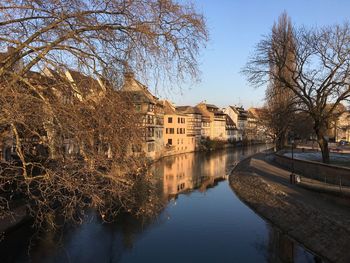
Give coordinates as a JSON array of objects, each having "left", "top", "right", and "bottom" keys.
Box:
[{"left": 274, "top": 152, "right": 350, "bottom": 195}]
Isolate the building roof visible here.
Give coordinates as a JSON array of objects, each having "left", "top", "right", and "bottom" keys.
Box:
[
  {"left": 214, "top": 110, "right": 226, "bottom": 116},
  {"left": 68, "top": 70, "right": 104, "bottom": 90},
  {"left": 162, "top": 100, "right": 176, "bottom": 115},
  {"left": 229, "top": 105, "right": 248, "bottom": 120},
  {"left": 248, "top": 107, "right": 265, "bottom": 119},
  {"left": 195, "top": 103, "right": 212, "bottom": 120},
  {"left": 205, "top": 104, "right": 219, "bottom": 110},
  {"left": 121, "top": 72, "right": 158, "bottom": 104},
  {"left": 176, "top": 106, "right": 202, "bottom": 115},
  {"left": 226, "top": 115, "right": 237, "bottom": 129}
]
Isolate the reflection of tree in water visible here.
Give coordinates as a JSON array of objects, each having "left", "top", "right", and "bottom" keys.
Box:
[
  {"left": 256, "top": 225, "right": 323, "bottom": 263},
  {"left": 0, "top": 209, "right": 169, "bottom": 263},
  {"left": 0, "top": 172, "right": 167, "bottom": 263}
]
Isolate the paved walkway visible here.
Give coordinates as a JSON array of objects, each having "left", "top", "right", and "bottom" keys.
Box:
[
  {"left": 263, "top": 151, "right": 350, "bottom": 196},
  {"left": 248, "top": 152, "right": 350, "bottom": 220}
]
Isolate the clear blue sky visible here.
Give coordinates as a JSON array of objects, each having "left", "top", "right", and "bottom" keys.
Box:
[{"left": 159, "top": 0, "right": 350, "bottom": 109}]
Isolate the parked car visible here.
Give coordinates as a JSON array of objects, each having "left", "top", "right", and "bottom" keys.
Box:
[{"left": 338, "top": 140, "right": 349, "bottom": 146}]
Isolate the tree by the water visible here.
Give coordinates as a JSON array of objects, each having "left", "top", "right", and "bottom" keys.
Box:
[
  {"left": 244, "top": 14, "right": 350, "bottom": 163},
  {"left": 0, "top": 0, "right": 208, "bottom": 227},
  {"left": 264, "top": 12, "right": 297, "bottom": 150}
]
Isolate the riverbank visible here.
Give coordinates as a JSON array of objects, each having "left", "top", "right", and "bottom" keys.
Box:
[{"left": 229, "top": 151, "right": 350, "bottom": 263}]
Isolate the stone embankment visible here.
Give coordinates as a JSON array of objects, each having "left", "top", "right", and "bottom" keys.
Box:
[{"left": 230, "top": 152, "right": 350, "bottom": 263}]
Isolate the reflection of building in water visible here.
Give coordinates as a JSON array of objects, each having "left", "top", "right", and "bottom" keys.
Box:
[
  {"left": 163, "top": 154, "right": 195, "bottom": 199},
  {"left": 161, "top": 151, "right": 230, "bottom": 200}
]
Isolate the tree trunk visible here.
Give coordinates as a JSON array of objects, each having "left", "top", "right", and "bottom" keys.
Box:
[
  {"left": 316, "top": 132, "right": 330, "bottom": 164},
  {"left": 276, "top": 130, "right": 287, "bottom": 151},
  {"left": 276, "top": 136, "right": 284, "bottom": 151}
]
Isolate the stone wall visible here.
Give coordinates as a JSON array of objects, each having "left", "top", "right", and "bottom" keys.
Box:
[{"left": 274, "top": 153, "right": 350, "bottom": 187}]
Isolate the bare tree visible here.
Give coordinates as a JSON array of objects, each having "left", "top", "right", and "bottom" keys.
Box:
[
  {"left": 0, "top": 0, "right": 207, "bottom": 227},
  {"left": 290, "top": 112, "right": 314, "bottom": 142},
  {"left": 0, "top": 0, "right": 207, "bottom": 84},
  {"left": 244, "top": 17, "right": 350, "bottom": 163},
  {"left": 264, "top": 13, "right": 297, "bottom": 150}
]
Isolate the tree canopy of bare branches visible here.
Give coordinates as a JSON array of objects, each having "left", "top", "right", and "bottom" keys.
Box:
[
  {"left": 244, "top": 15, "right": 350, "bottom": 163},
  {"left": 0, "top": 0, "right": 207, "bottom": 85},
  {"left": 0, "top": 0, "right": 207, "bottom": 228}
]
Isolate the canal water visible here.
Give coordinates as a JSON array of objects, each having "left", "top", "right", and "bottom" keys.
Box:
[{"left": 0, "top": 145, "right": 321, "bottom": 263}]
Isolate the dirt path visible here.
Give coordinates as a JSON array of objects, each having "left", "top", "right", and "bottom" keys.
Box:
[{"left": 230, "top": 152, "right": 350, "bottom": 263}]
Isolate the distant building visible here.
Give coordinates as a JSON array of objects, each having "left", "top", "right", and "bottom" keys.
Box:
[
  {"left": 176, "top": 106, "right": 202, "bottom": 149},
  {"left": 121, "top": 72, "right": 164, "bottom": 159},
  {"left": 196, "top": 103, "right": 226, "bottom": 140},
  {"left": 225, "top": 115, "right": 238, "bottom": 142},
  {"left": 223, "top": 106, "right": 248, "bottom": 141},
  {"left": 335, "top": 110, "right": 350, "bottom": 142},
  {"left": 195, "top": 104, "right": 211, "bottom": 139},
  {"left": 245, "top": 108, "right": 267, "bottom": 142},
  {"left": 44, "top": 68, "right": 109, "bottom": 157},
  {"left": 162, "top": 100, "right": 195, "bottom": 155}
]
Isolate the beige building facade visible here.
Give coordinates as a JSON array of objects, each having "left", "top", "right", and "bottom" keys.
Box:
[
  {"left": 196, "top": 103, "right": 226, "bottom": 141},
  {"left": 176, "top": 106, "right": 202, "bottom": 150},
  {"left": 163, "top": 100, "right": 195, "bottom": 155},
  {"left": 336, "top": 111, "right": 350, "bottom": 142},
  {"left": 223, "top": 106, "right": 248, "bottom": 141}
]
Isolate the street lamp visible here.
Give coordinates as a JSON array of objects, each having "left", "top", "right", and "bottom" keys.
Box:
[{"left": 290, "top": 138, "right": 295, "bottom": 184}]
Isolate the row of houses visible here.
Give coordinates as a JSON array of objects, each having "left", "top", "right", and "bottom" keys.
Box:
[
  {"left": 0, "top": 42, "right": 268, "bottom": 162},
  {"left": 122, "top": 73, "right": 268, "bottom": 159}
]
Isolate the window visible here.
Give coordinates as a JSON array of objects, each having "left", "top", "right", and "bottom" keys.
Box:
[
  {"left": 147, "top": 115, "right": 154, "bottom": 124},
  {"left": 168, "top": 117, "right": 173, "bottom": 123},
  {"left": 167, "top": 139, "right": 173, "bottom": 145},
  {"left": 132, "top": 144, "right": 142, "bottom": 153},
  {"left": 148, "top": 104, "right": 154, "bottom": 112},
  {"left": 147, "top": 127, "right": 154, "bottom": 137},
  {"left": 135, "top": 104, "right": 141, "bottom": 111},
  {"left": 148, "top": 143, "right": 154, "bottom": 152},
  {"left": 178, "top": 117, "right": 180, "bottom": 123}
]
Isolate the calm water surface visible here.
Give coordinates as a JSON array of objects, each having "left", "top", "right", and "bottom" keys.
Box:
[{"left": 0, "top": 145, "right": 321, "bottom": 263}]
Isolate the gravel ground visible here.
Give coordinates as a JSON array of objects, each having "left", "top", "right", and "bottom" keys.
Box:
[{"left": 229, "top": 153, "right": 350, "bottom": 263}]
